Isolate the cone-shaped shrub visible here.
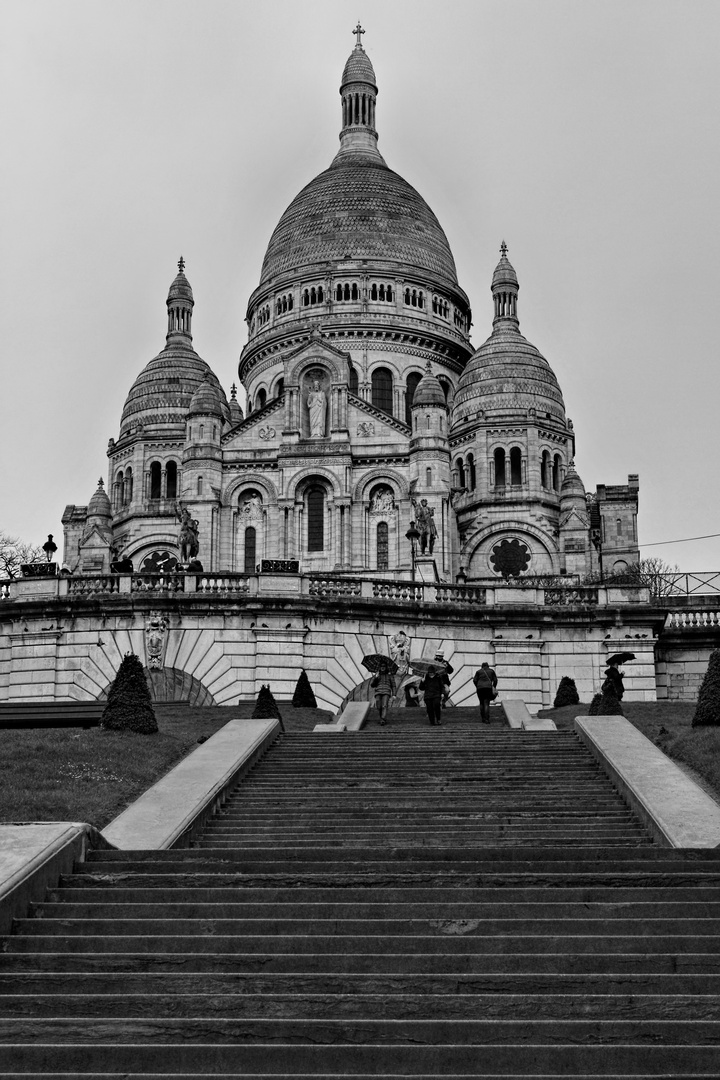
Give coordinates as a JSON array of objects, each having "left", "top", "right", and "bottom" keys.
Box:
[
  {"left": 101, "top": 653, "right": 157, "bottom": 734},
  {"left": 292, "top": 669, "right": 317, "bottom": 708},
  {"left": 596, "top": 687, "right": 624, "bottom": 716},
  {"left": 588, "top": 693, "right": 603, "bottom": 715},
  {"left": 692, "top": 649, "right": 720, "bottom": 727},
  {"left": 553, "top": 676, "right": 580, "bottom": 708},
  {"left": 252, "top": 684, "right": 282, "bottom": 721}
]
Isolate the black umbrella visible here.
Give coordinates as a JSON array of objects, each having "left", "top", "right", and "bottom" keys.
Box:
[
  {"left": 607, "top": 651, "right": 635, "bottom": 666},
  {"left": 362, "top": 654, "right": 398, "bottom": 675}
]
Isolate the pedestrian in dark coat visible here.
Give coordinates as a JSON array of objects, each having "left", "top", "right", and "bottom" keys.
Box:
[
  {"left": 473, "top": 662, "right": 498, "bottom": 723},
  {"left": 370, "top": 661, "right": 396, "bottom": 726},
  {"left": 602, "top": 661, "right": 625, "bottom": 700},
  {"left": 419, "top": 666, "right": 450, "bottom": 726}
]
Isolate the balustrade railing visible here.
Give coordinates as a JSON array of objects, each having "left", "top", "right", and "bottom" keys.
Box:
[
  {"left": 68, "top": 575, "right": 120, "bottom": 597},
  {"left": 665, "top": 610, "right": 720, "bottom": 629},
  {"left": 195, "top": 574, "right": 250, "bottom": 595},
  {"left": 544, "top": 586, "right": 599, "bottom": 606},
  {"left": 372, "top": 580, "right": 424, "bottom": 602},
  {"left": 308, "top": 576, "right": 363, "bottom": 598},
  {"left": 130, "top": 573, "right": 185, "bottom": 594},
  {"left": 435, "top": 583, "right": 487, "bottom": 605},
  {"left": 0, "top": 580, "right": 13, "bottom": 600}
]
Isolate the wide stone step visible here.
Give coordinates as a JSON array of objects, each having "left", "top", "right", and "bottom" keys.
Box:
[
  {"left": 17, "top": 917, "right": 720, "bottom": 938},
  {"left": 2, "top": 1042, "right": 720, "bottom": 1074},
  {"left": 5, "top": 970, "right": 720, "bottom": 996},
  {"left": 4, "top": 949, "right": 720, "bottom": 975},
  {"left": 8, "top": 934, "right": 720, "bottom": 955},
  {"left": 33, "top": 899, "right": 720, "bottom": 920},
  {"left": 1, "top": 991, "right": 719, "bottom": 1020}
]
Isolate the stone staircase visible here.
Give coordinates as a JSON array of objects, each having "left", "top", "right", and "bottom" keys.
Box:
[{"left": 2, "top": 724, "right": 720, "bottom": 1076}]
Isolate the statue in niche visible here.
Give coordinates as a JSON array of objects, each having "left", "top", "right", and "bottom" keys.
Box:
[
  {"left": 175, "top": 503, "right": 199, "bottom": 563},
  {"left": 370, "top": 487, "right": 395, "bottom": 514},
  {"left": 411, "top": 497, "right": 437, "bottom": 555},
  {"left": 145, "top": 611, "right": 169, "bottom": 670},
  {"left": 240, "top": 492, "right": 264, "bottom": 524},
  {"left": 307, "top": 378, "right": 327, "bottom": 438}
]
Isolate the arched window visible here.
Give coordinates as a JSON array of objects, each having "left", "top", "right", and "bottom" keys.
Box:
[
  {"left": 149, "top": 461, "right": 162, "bottom": 500},
  {"left": 348, "top": 365, "right": 359, "bottom": 395},
  {"left": 386, "top": 285, "right": 393, "bottom": 302},
  {"left": 114, "top": 470, "right": 123, "bottom": 509},
  {"left": 256, "top": 388, "right": 267, "bottom": 410},
  {"left": 199, "top": 424, "right": 204, "bottom": 439},
  {"left": 244, "top": 527, "right": 256, "bottom": 574},
  {"left": 616, "top": 518, "right": 623, "bottom": 537},
  {"left": 197, "top": 476, "right": 203, "bottom": 496},
  {"left": 456, "top": 457, "right": 466, "bottom": 488},
  {"left": 371, "top": 367, "right": 393, "bottom": 415},
  {"left": 467, "top": 454, "right": 476, "bottom": 490},
  {"left": 541, "top": 450, "right": 551, "bottom": 489},
  {"left": 371, "top": 283, "right": 378, "bottom": 300},
  {"left": 438, "top": 379, "right": 451, "bottom": 404},
  {"left": 494, "top": 448, "right": 506, "bottom": 488},
  {"left": 510, "top": 447, "right": 522, "bottom": 485},
  {"left": 351, "top": 283, "right": 359, "bottom": 300},
  {"left": 275, "top": 378, "right": 284, "bottom": 398},
  {"left": 123, "top": 467, "right": 133, "bottom": 505},
  {"left": 166, "top": 461, "right": 178, "bottom": 500},
  {"left": 405, "top": 372, "right": 422, "bottom": 426},
  {"left": 552, "top": 454, "right": 561, "bottom": 492},
  {"left": 307, "top": 488, "right": 325, "bottom": 552},
  {"left": 426, "top": 467, "right": 432, "bottom": 486},
  {"left": 343, "top": 283, "right": 350, "bottom": 301},
  {"left": 336, "top": 284, "right": 343, "bottom": 301},
  {"left": 405, "top": 288, "right": 411, "bottom": 305},
  {"left": 376, "top": 521, "right": 389, "bottom": 570}
]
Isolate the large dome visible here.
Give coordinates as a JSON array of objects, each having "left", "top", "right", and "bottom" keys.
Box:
[{"left": 259, "top": 155, "right": 459, "bottom": 289}]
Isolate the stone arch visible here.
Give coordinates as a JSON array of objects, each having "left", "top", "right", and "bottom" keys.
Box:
[
  {"left": 223, "top": 474, "right": 279, "bottom": 509},
  {"left": 125, "top": 534, "right": 180, "bottom": 563},
  {"left": 465, "top": 519, "right": 560, "bottom": 577},
  {"left": 287, "top": 466, "right": 343, "bottom": 502},
  {"left": 99, "top": 666, "right": 217, "bottom": 705},
  {"left": 286, "top": 352, "right": 345, "bottom": 386},
  {"left": 352, "top": 468, "right": 410, "bottom": 504}
]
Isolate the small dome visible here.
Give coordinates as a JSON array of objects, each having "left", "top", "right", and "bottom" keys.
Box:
[
  {"left": 167, "top": 261, "right": 194, "bottom": 303},
  {"left": 492, "top": 243, "right": 519, "bottom": 289},
  {"left": 341, "top": 47, "right": 377, "bottom": 88},
  {"left": 87, "top": 479, "right": 112, "bottom": 520},
  {"left": 120, "top": 346, "right": 230, "bottom": 435},
  {"left": 561, "top": 462, "right": 586, "bottom": 499},
  {"left": 188, "top": 373, "right": 223, "bottom": 418},
  {"left": 413, "top": 364, "right": 446, "bottom": 408},
  {"left": 228, "top": 384, "right": 244, "bottom": 425}
]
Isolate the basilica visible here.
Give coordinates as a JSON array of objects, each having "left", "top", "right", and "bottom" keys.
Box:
[{"left": 61, "top": 30, "right": 639, "bottom": 585}]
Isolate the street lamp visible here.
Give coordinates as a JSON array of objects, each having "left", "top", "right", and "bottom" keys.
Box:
[{"left": 405, "top": 521, "right": 420, "bottom": 581}]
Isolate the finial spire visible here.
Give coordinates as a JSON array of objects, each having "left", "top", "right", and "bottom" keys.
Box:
[
  {"left": 178, "top": 255, "right": 185, "bottom": 273},
  {"left": 353, "top": 21, "right": 365, "bottom": 47},
  {"left": 97, "top": 478, "right": 104, "bottom": 489},
  {"left": 230, "top": 382, "right": 237, "bottom": 401},
  {"left": 500, "top": 240, "right": 508, "bottom": 258}
]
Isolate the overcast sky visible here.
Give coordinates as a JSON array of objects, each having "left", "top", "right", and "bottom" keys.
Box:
[{"left": 2, "top": 0, "right": 718, "bottom": 571}]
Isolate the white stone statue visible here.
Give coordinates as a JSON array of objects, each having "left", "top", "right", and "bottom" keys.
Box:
[
  {"left": 307, "top": 379, "right": 327, "bottom": 438},
  {"left": 241, "top": 493, "right": 264, "bottom": 524},
  {"left": 371, "top": 487, "right": 395, "bottom": 514},
  {"left": 389, "top": 630, "right": 410, "bottom": 676}
]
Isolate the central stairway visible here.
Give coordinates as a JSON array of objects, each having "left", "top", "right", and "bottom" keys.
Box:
[{"left": 3, "top": 725, "right": 720, "bottom": 1077}]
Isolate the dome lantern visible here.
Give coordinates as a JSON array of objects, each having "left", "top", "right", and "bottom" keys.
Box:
[
  {"left": 336, "top": 24, "right": 383, "bottom": 162},
  {"left": 166, "top": 256, "right": 194, "bottom": 343},
  {"left": 492, "top": 241, "right": 519, "bottom": 329}
]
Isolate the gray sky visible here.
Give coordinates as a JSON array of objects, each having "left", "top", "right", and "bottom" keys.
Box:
[{"left": 2, "top": 0, "right": 718, "bottom": 571}]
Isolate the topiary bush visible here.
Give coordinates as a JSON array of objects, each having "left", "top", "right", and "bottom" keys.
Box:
[
  {"left": 588, "top": 693, "right": 602, "bottom": 715},
  {"left": 292, "top": 669, "right": 317, "bottom": 708},
  {"left": 101, "top": 653, "right": 158, "bottom": 734},
  {"left": 596, "top": 686, "right": 624, "bottom": 716},
  {"left": 553, "top": 676, "right": 580, "bottom": 708},
  {"left": 252, "top": 684, "right": 283, "bottom": 724},
  {"left": 692, "top": 649, "right": 720, "bottom": 727}
]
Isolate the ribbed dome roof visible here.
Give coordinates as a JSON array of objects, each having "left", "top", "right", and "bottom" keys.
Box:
[
  {"left": 342, "top": 46, "right": 377, "bottom": 87},
  {"left": 492, "top": 248, "right": 519, "bottom": 289},
  {"left": 413, "top": 365, "right": 446, "bottom": 407},
  {"left": 167, "top": 268, "right": 193, "bottom": 302},
  {"left": 259, "top": 158, "right": 459, "bottom": 287},
  {"left": 561, "top": 462, "right": 586, "bottom": 499},
  {"left": 119, "top": 344, "right": 230, "bottom": 436},
  {"left": 188, "top": 373, "right": 223, "bottom": 418},
  {"left": 453, "top": 326, "right": 566, "bottom": 424},
  {"left": 87, "top": 479, "right": 112, "bottom": 520}
]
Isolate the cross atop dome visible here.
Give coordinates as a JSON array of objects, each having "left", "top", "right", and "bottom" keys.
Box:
[
  {"left": 500, "top": 240, "right": 508, "bottom": 258},
  {"left": 352, "top": 22, "right": 365, "bottom": 47},
  {"left": 178, "top": 255, "right": 185, "bottom": 273}
]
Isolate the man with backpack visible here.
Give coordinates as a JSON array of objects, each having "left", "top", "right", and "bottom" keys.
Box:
[{"left": 473, "top": 662, "right": 498, "bottom": 724}]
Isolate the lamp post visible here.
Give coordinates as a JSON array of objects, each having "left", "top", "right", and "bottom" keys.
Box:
[
  {"left": 588, "top": 501, "right": 604, "bottom": 584},
  {"left": 405, "top": 521, "right": 420, "bottom": 582}
]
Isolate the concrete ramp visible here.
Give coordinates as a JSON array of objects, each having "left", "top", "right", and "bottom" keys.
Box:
[
  {"left": 336, "top": 701, "right": 371, "bottom": 731},
  {"left": 502, "top": 699, "right": 556, "bottom": 730}
]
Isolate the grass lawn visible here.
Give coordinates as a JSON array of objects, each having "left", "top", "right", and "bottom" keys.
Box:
[
  {"left": 0, "top": 703, "right": 331, "bottom": 829},
  {"left": 539, "top": 699, "right": 720, "bottom": 803}
]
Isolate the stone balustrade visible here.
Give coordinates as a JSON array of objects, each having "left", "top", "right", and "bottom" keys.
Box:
[{"left": 665, "top": 610, "right": 720, "bottom": 629}]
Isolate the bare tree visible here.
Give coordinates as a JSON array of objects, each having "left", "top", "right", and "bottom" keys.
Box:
[
  {"left": 623, "top": 556, "right": 681, "bottom": 598},
  {"left": 0, "top": 531, "right": 45, "bottom": 580}
]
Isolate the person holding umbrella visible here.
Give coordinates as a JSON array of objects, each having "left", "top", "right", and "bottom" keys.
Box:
[
  {"left": 370, "top": 658, "right": 396, "bottom": 726},
  {"left": 603, "top": 651, "right": 634, "bottom": 701},
  {"left": 419, "top": 665, "right": 450, "bottom": 726}
]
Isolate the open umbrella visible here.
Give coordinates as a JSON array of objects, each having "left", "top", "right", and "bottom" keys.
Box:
[
  {"left": 606, "top": 651, "right": 635, "bottom": 666},
  {"left": 361, "top": 654, "right": 398, "bottom": 675},
  {"left": 409, "top": 659, "right": 440, "bottom": 675}
]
